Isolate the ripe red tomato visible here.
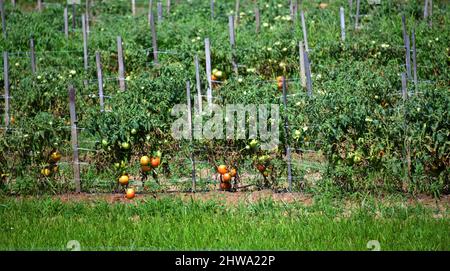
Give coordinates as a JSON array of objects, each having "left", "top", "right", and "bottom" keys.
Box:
[
  {"left": 125, "top": 188, "right": 135, "bottom": 199},
  {"left": 256, "top": 164, "right": 266, "bottom": 172},
  {"left": 151, "top": 157, "right": 161, "bottom": 168},
  {"left": 220, "top": 182, "right": 231, "bottom": 191}
]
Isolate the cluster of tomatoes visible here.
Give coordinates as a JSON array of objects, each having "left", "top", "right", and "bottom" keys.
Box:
[
  {"left": 255, "top": 155, "right": 272, "bottom": 178},
  {"left": 139, "top": 152, "right": 161, "bottom": 173},
  {"left": 217, "top": 164, "right": 237, "bottom": 191},
  {"left": 40, "top": 150, "right": 61, "bottom": 177},
  {"left": 118, "top": 175, "right": 136, "bottom": 199},
  {"left": 244, "top": 139, "right": 273, "bottom": 178},
  {"left": 118, "top": 151, "right": 162, "bottom": 199}
]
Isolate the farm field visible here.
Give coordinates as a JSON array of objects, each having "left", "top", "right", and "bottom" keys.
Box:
[{"left": 0, "top": 0, "right": 449, "bottom": 251}]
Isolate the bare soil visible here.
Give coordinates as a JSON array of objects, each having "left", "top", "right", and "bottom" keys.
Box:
[
  {"left": 14, "top": 191, "right": 449, "bottom": 212},
  {"left": 51, "top": 190, "right": 315, "bottom": 206}
]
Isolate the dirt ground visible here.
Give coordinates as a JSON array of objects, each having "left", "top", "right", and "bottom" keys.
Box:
[
  {"left": 53, "top": 190, "right": 314, "bottom": 206},
  {"left": 25, "top": 190, "right": 449, "bottom": 212}
]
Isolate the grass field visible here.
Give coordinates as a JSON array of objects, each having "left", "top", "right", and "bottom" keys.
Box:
[{"left": 0, "top": 192, "right": 448, "bottom": 251}]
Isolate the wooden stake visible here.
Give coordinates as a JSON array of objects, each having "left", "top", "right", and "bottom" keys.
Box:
[
  {"left": 37, "top": 0, "right": 42, "bottom": 11},
  {"left": 85, "top": 0, "right": 90, "bottom": 35},
  {"left": 157, "top": 1, "right": 162, "bottom": 23},
  {"left": 401, "top": 73, "right": 411, "bottom": 182},
  {"left": 282, "top": 77, "right": 293, "bottom": 192},
  {"left": 255, "top": 5, "right": 260, "bottom": 34},
  {"left": 401, "top": 72, "right": 407, "bottom": 100},
  {"left": 355, "top": 0, "right": 360, "bottom": 30},
  {"left": 228, "top": 15, "right": 238, "bottom": 74},
  {"left": 411, "top": 29, "right": 418, "bottom": 93},
  {"left": 186, "top": 81, "right": 196, "bottom": 192},
  {"left": 428, "top": 0, "right": 432, "bottom": 27},
  {"left": 205, "top": 38, "right": 212, "bottom": 107},
  {"left": 234, "top": 0, "right": 240, "bottom": 27},
  {"left": 300, "top": 10, "right": 309, "bottom": 52},
  {"left": 194, "top": 54, "right": 202, "bottom": 114},
  {"left": 424, "top": 0, "right": 429, "bottom": 20},
  {"left": 340, "top": 7, "right": 346, "bottom": 42},
  {"left": 30, "top": 37, "right": 36, "bottom": 74},
  {"left": 405, "top": 35, "right": 411, "bottom": 80},
  {"left": 72, "top": 0, "right": 76, "bottom": 31},
  {"left": 64, "top": 7, "right": 69, "bottom": 39},
  {"left": 402, "top": 15, "right": 411, "bottom": 80},
  {"left": 228, "top": 15, "right": 235, "bottom": 47},
  {"left": 148, "top": 0, "right": 153, "bottom": 25},
  {"left": 304, "top": 48, "right": 312, "bottom": 97},
  {"left": 117, "top": 36, "right": 126, "bottom": 91},
  {"left": 1, "top": 0, "right": 6, "bottom": 39},
  {"left": 68, "top": 85, "right": 81, "bottom": 193},
  {"left": 186, "top": 81, "right": 192, "bottom": 139},
  {"left": 96, "top": 52, "right": 104, "bottom": 112},
  {"left": 82, "top": 14, "right": 88, "bottom": 71},
  {"left": 131, "top": 0, "right": 136, "bottom": 16},
  {"left": 166, "top": 0, "right": 171, "bottom": 15},
  {"left": 150, "top": 11, "right": 158, "bottom": 65},
  {"left": 289, "top": 0, "right": 293, "bottom": 19},
  {"left": 3, "top": 52, "right": 9, "bottom": 128},
  {"left": 293, "top": 0, "right": 298, "bottom": 20},
  {"left": 298, "top": 41, "right": 306, "bottom": 88},
  {"left": 210, "top": 0, "right": 214, "bottom": 19}
]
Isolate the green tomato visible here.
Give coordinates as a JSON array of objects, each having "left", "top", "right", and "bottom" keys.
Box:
[
  {"left": 101, "top": 139, "right": 108, "bottom": 147},
  {"left": 121, "top": 142, "right": 130, "bottom": 150},
  {"left": 353, "top": 153, "right": 362, "bottom": 163},
  {"left": 131, "top": 129, "right": 137, "bottom": 135},
  {"left": 214, "top": 70, "right": 223, "bottom": 78},
  {"left": 249, "top": 139, "right": 259, "bottom": 149}
]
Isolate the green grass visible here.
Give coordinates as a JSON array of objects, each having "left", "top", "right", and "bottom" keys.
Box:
[{"left": 0, "top": 195, "right": 448, "bottom": 251}]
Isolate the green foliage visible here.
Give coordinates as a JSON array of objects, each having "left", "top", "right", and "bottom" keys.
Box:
[{"left": 0, "top": 0, "right": 448, "bottom": 195}]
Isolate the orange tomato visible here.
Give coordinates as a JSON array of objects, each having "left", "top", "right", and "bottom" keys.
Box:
[
  {"left": 222, "top": 173, "right": 231, "bottom": 182},
  {"left": 125, "top": 188, "right": 135, "bottom": 199},
  {"left": 277, "top": 81, "right": 283, "bottom": 90},
  {"left": 217, "top": 165, "right": 227, "bottom": 175},
  {"left": 150, "top": 157, "right": 161, "bottom": 168}
]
